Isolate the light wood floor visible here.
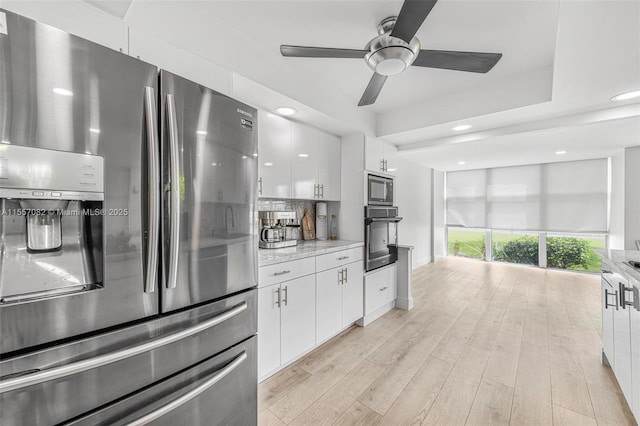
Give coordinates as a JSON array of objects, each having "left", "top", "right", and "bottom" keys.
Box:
[{"left": 258, "top": 257, "right": 637, "bottom": 426}]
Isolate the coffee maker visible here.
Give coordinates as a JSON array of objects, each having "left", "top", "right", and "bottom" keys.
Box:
[{"left": 259, "top": 211, "right": 299, "bottom": 249}]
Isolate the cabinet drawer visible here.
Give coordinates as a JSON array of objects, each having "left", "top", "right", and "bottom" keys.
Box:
[
  {"left": 316, "top": 247, "right": 364, "bottom": 273},
  {"left": 259, "top": 257, "right": 315, "bottom": 288},
  {"left": 364, "top": 265, "right": 396, "bottom": 315}
]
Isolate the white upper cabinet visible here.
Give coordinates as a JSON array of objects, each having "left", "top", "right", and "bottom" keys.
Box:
[
  {"left": 291, "top": 123, "right": 319, "bottom": 200},
  {"left": 366, "top": 136, "right": 398, "bottom": 176},
  {"left": 258, "top": 111, "right": 292, "bottom": 198},
  {"left": 257, "top": 114, "right": 341, "bottom": 200},
  {"left": 318, "top": 132, "right": 341, "bottom": 201}
]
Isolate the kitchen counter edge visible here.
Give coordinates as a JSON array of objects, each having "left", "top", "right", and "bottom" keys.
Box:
[
  {"left": 597, "top": 249, "right": 640, "bottom": 287},
  {"left": 258, "top": 240, "right": 364, "bottom": 267}
]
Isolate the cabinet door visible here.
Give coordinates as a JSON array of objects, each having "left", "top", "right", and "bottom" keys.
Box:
[
  {"left": 630, "top": 286, "right": 640, "bottom": 418},
  {"left": 318, "top": 132, "right": 341, "bottom": 201},
  {"left": 383, "top": 143, "right": 399, "bottom": 175},
  {"left": 365, "top": 137, "right": 384, "bottom": 173},
  {"left": 291, "top": 123, "right": 319, "bottom": 200},
  {"left": 281, "top": 275, "right": 316, "bottom": 365},
  {"left": 613, "top": 281, "right": 633, "bottom": 405},
  {"left": 342, "top": 261, "right": 364, "bottom": 326},
  {"left": 602, "top": 278, "right": 615, "bottom": 367},
  {"left": 258, "top": 284, "right": 281, "bottom": 379},
  {"left": 316, "top": 268, "right": 343, "bottom": 344},
  {"left": 258, "top": 111, "right": 291, "bottom": 198}
]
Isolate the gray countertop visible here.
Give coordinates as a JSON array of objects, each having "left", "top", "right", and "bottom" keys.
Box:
[
  {"left": 258, "top": 240, "right": 364, "bottom": 266},
  {"left": 597, "top": 249, "right": 640, "bottom": 286}
]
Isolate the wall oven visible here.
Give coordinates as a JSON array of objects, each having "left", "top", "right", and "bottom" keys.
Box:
[
  {"left": 367, "top": 174, "right": 394, "bottom": 206},
  {"left": 365, "top": 206, "right": 403, "bottom": 272}
]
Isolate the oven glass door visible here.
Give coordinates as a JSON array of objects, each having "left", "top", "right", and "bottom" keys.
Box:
[{"left": 367, "top": 220, "right": 398, "bottom": 270}]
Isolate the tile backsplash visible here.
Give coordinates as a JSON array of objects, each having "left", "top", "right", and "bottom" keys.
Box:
[{"left": 258, "top": 198, "right": 340, "bottom": 240}]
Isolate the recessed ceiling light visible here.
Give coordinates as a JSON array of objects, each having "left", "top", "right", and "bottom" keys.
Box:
[
  {"left": 89, "top": 128, "right": 101, "bottom": 134},
  {"left": 242, "top": 155, "right": 248, "bottom": 159},
  {"left": 556, "top": 150, "right": 567, "bottom": 155},
  {"left": 458, "top": 161, "right": 466, "bottom": 165},
  {"left": 298, "top": 153, "right": 309, "bottom": 158},
  {"left": 85, "top": 151, "right": 92, "bottom": 154},
  {"left": 452, "top": 124, "right": 472, "bottom": 132},
  {"left": 253, "top": 153, "right": 258, "bottom": 157},
  {"left": 611, "top": 90, "right": 640, "bottom": 101},
  {"left": 1, "top": 140, "right": 11, "bottom": 144},
  {"left": 387, "top": 168, "right": 397, "bottom": 172},
  {"left": 197, "top": 130, "right": 208, "bottom": 135},
  {"left": 53, "top": 88, "right": 73, "bottom": 96},
  {"left": 264, "top": 162, "right": 273, "bottom": 166},
  {"left": 275, "top": 106, "right": 297, "bottom": 116}
]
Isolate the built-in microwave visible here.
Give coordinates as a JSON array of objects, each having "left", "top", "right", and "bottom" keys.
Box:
[{"left": 367, "top": 174, "right": 394, "bottom": 206}]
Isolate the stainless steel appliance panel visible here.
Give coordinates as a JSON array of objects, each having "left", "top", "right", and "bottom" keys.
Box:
[
  {"left": 160, "top": 70, "right": 258, "bottom": 313},
  {"left": 66, "top": 336, "right": 257, "bottom": 426},
  {"left": 0, "top": 289, "right": 256, "bottom": 426},
  {"left": 0, "top": 10, "right": 160, "bottom": 353},
  {"left": 365, "top": 206, "right": 401, "bottom": 272},
  {"left": 367, "top": 174, "right": 394, "bottom": 206}
]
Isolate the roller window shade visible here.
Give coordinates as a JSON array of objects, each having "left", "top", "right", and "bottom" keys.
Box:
[{"left": 446, "top": 159, "right": 608, "bottom": 233}]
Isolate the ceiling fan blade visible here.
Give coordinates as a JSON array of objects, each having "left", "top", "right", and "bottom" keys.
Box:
[
  {"left": 390, "top": 0, "right": 438, "bottom": 44},
  {"left": 413, "top": 50, "right": 502, "bottom": 73},
  {"left": 358, "top": 73, "right": 388, "bottom": 106},
  {"left": 280, "top": 45, "right": 368, "bottom": 58}
]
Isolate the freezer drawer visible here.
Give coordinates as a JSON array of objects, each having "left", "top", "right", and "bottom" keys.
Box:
[
  {"left": 0, "top": 289, "right": 256, "bottom": 426},
  {"left": 67, "top": 336, "right": 257, "bottom": 426}
]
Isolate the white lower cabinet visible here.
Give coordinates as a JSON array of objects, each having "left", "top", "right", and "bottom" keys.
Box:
[
  {"left": 257, "top": 274, "right": 316, "bottom": 379},
  {"left": 316, "top": 260, "right": 364, "bottom": 344},
  {"left": 630, "top": 285, "right": 640, "bottom": 421}
]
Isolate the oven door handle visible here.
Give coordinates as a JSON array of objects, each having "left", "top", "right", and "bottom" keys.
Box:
[
  {"left": 365, "top": 217, "right": 403, "bottom": 225},
  {"left": 0, "top": 302, "right": 248, "bottom": 394},
  {"left": 125, "top": 351, "right": 247, "bottom": 426}
]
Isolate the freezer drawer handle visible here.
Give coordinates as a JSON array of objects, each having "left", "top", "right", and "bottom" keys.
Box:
[
  {"left": 0, "top": 302, "right": 248, "bottom": 394},
  {"left": 144, "top": 86, "right": 160, "bottom": 294},
  {"left": 126, "top": 351, "right": 248, "bottom": 426}
]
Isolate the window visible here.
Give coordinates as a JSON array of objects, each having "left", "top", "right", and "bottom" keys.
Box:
[
  {"left": 447, "top": 228, "right": 486, "bottom": 260},
  {"left": 546, "top": 233, "right": 606, "bottom": 273},
  {"left": 492, "top": 231, "right": 539, "bottom": 266}
]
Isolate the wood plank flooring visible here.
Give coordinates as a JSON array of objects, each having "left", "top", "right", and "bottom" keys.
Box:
[{"left": 258, "top": 257, "right": 638, "bottom": 425}]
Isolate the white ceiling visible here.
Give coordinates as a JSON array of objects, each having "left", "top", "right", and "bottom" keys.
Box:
[{"left": 6, "top": 0, "right": 638, "bottom": 171}]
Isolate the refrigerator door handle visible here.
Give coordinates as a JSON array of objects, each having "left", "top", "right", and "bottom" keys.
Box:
[
  {"left": 0, "top": 302, "right": 248, "bottom": 394},
  {"left": 144, "top": 86, "right": 160, "bottom": 294},
  {"left": 125, "top": 351, "right": 248, "bottom": 426},
  {"left": 166, "top": 94, "right": 181, "bottom": 289}
]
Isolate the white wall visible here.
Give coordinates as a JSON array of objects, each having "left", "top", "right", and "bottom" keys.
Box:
[
  {"left": 610, "top": 150, "right": 626, "bottom": 249},
  {"left": 395, "top": 158, "right": 432, "bottom": 267},
  {"left": 338, "top": 133, "right": 365, "bottom": 242},
  {"left": 625, "top": 146, "right": 640, "bottom": 250},
  {"left": 432, "top": 170, "right": 447, "bottom": 259}
]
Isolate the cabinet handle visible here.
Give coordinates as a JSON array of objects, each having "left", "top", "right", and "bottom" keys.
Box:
[
  {"left": 338, "top": 269, "right": 344, "bottom": 285},
  {"left": 320, "top": 184, "right": 324, "bottom": 198},
  {"left": 605, "top": 289, "right": 618, "bottom": 310},
  {"left": 620, "top": 282, "right": 634, "bottom": 308},
  {"left": 273, "top": 270, "right": 291, "bottom": 277},
  {"left": 380, "top": 159, "right": 385, "bottom": 172},
  {"left": 258, "top": 177, "right": 263, "bottom": 195},
  {"left": 601, "top": 269, "right": 613, "bottom": 274},
  {"left": 337, "top": 256, "right": 349, "bottom": 261},
  {"left": 344, "top": 268, "right": 348, "bottom": 283},
  {"left": 275, "top": 287, "right": 281, "bottom": 308},
  {"left": 379, "top": 286, "right": 388, "bottom": 292},
  {"left": 283, "top": 286, "right": 288, "bottom": 306}
]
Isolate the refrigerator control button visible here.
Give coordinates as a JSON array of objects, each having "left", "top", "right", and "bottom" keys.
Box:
[
  {"left": 32, "top": 191, "right": 44, "bottom": 196},
  {"left": 51, "top": 192, "right": 62, "bottom": 197}
]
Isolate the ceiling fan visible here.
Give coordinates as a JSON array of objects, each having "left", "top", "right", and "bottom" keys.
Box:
[{"left": 280, "top": 0, "right": 503, "bottom": 106}]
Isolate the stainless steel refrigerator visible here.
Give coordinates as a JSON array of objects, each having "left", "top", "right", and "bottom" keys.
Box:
[{"left": 0, "top": 10, "right": 258, "bottom": 425}]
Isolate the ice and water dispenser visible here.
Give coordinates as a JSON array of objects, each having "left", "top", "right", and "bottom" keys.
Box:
[{"left": 0, "top": 145, "right": 104, "bottom": 303}]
